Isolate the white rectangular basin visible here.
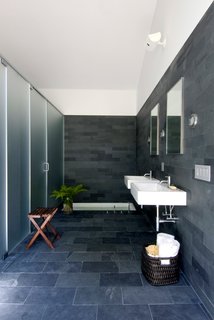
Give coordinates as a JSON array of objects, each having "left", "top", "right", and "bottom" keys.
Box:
[
  {"left": 131, "top": 182, "right": 187, "bottom": 206},
  {"left": 124, "top": 175, "right": 159, "bottom": 189}
]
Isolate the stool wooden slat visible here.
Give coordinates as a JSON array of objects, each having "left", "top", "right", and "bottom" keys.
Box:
[{"left": 26, "top": 207, "right": 60, "bottom": 249}]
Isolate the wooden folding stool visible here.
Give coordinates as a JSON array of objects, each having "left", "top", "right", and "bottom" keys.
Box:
[{"left": 26, "top": 207, "right": 60, "bottom": 249}]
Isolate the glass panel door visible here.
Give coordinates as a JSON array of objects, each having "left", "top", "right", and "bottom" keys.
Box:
[
  {"left": 0, "top": 62, "right": 7, "bottom": 258},
  {"left": 30, "top": 89, "right": 47, "bottom": 210},
  {"left": 7, "top": 67, "right": 30, "bottom": 251},
  {"left": 47, "top": 103, "right": 63, "bottom": 206}
]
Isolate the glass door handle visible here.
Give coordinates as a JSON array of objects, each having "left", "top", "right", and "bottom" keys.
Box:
[{"left": 43, "top": 162, "right": 49, "bottom": 172}]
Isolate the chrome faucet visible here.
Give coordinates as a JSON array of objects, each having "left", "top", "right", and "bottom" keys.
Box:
[
  {"left": 144, "top": 170, "right": 152, "bottom": 179},
  {"left": 160, "top": 175, "right": 171, "bottom": 187}
]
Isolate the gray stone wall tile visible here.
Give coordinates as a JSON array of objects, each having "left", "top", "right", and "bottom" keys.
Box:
[
  {"left": 64, "top": 116, "right": 136, "bottom": 202},
  {"left": 136, "top": 3, "right": 214, "bottom": 316}
]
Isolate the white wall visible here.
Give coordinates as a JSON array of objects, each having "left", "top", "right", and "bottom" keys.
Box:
[
  {"left": 137, "top": 0, "right": 213, "bottom": 113},
  {"left": 40, "top": 89, "right": 137, "bottom": 116},
  {"left": 41, "top": 1, "right": 213, "bottom": 116}
]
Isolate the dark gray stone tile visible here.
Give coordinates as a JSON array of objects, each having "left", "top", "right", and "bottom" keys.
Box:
[
  {"left": 0, "top": 287, "right": 31, "bottom": 303},
  {"left": 73, "top": 238, "right": 103, "bottom": 244},
  {"left": 42, "top": 305, "right": 97, "bottom": 320},
  {"left": 116, "top": 244, "right": 133, "bottom": 252},
  {"left": 98, "top": 305, "right": 152, "bottom": 320},
  {"left": 25, "top": 287, "right": 76, "bottom": 304},
  {"left": 103, "top": 238, "right": 130, "bottom": 244},
  {"left": 13, "top": 241, "right": 44, "bottom": 253},
  {"left": 150, "top": 304, "right": 211, "bottom": 320},
  {"left": 168, "top": 286, "right": 200, "bottom": 304},
  {"left": 122, "top": 286, "right": 173, "bottom": 304},
  {"left": 61, "top": 231, "right": 91, "bottom": 241},
  {"left": 100, "top": 273, "right": 142, "bottom": 287},
  {"left": 67, "top": 227, "right": 102, "bottom": 231},
  {"left": 1, "top": 207, "right": 212, "bottom": 317},
  {"left": 102, "top": 227, "right": 127, "bottom": 231},
  {"left": 0, "top": 260, "right": 12, "bottom": 273},
  {"left": 0, "top": 304, "right": 46, "bottom": 320},
  {"left": 54, "top": 243, "right": 87, "bottom": 252},
  {"left": 43, "top": 261, "right": 82, "bottom": 273},
  {"left": 82, "top": 262, "right": 119, "bottom": 273},
  {"left": 113, "top": 252, "right": 134, "bottom": 261},
  {"left": 74, "top": 287, "right": 122, "bottom": 305},
  {"left": 56, "top": 273, "right": 100, "bottom": 287},
  {"left": 67, "top": 252, "right": 102, "bottom": 262},
  {"left": 87, "top": 244, "right": 117, "bottom": 252},
  {"left": 3, "top": 261, "right": 46, "bottom": 273},
  {"left": 7, "top": 252, "right": 35, "bottom": 262},
  {"left": 119, "top": 260, "right": 141, "bottom": 273},
  {"left": 17, "top": 273, "right": 58, "bottom": 286},
  {"left": 31, "top": 252, "right": 68, "bottom": 262},
  {"left": 0, "top": 273, "right": 20, "bottom": 287},
  {"left": 101, "top": 252, "right": 117, "bottom": 261},
  {"left": 101, "top": 251, "right": 135, "bottom": 262},
  {"left": 94, "top": 232, "right": 117, "bottom": 238}
]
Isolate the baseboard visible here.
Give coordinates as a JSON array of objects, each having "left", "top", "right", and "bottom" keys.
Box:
[{"left": 73, "top": 202, "right": 136, "bottom": 211}]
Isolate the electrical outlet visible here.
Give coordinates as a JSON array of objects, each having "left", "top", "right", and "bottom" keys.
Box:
[{"left": 195, "top": 165, "right": 211, "bottom": 182}]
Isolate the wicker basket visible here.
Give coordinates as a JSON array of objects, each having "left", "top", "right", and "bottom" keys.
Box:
[{"left": 141, "top": 246, "right": 179, "bottom": 286}]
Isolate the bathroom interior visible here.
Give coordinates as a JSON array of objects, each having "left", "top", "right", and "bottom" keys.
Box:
[{"left": 0, "top": 1, "right": 214, "bottom": 319}]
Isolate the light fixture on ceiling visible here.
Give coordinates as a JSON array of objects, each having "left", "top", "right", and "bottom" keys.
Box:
[{"left": 146, "top": 32, "right": 166, "bottom": 50}]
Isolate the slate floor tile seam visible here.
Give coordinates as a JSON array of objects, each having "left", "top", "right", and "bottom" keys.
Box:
[
  {"left": 0, "top": 211, "right": 212, "bottom": 319},
  {"left": 73, "top": 286, "right": 123, "bottom": 305},
  {"left": 148, "top": 304, "right": 154, "bottom": 320},
  {"left": 148, "top": 303, "right": 212, "bottom": 320}
]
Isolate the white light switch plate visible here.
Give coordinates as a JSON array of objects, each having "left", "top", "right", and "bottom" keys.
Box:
[{"left": 195, "top": 165, "right": 211, "bottom": 182}]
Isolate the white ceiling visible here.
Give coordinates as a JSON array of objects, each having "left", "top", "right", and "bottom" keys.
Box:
[{"left": 0, "top": 0, "right": 156, "bottom": 90}]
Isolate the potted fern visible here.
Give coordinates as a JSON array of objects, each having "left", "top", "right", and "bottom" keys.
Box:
[{"left": 51, "top": 184, "right": 87, "bottom": 213}]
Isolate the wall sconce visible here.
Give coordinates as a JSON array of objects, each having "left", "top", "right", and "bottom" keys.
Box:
[
  {"left": 188, "top": 113, "right": 198, "bottom": 128},
  {"left": 160, "top": 129, "right": 165, "bottom": 138},
  {"left": 147, "top": 136, "right": 151, "bottom": 144},
  {"left": 146, "top": 32, "right": 166, "bottom": 51}
]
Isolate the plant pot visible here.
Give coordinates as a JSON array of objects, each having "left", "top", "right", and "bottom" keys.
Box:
[{"left": 63, "top": 203, "right": 73, "bottom": 214}]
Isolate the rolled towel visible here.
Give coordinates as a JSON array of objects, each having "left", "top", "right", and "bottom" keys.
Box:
[
  {"left": 159, "top": 239, "right": 180, "bottom": 258},
  {"left": 157, "top": 233, "right": 174, "bottom": 246}
]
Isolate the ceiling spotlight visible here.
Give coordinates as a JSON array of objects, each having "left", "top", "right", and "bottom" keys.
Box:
[{"left": 146, "top": 32, "right": 166, "bottom": 50}]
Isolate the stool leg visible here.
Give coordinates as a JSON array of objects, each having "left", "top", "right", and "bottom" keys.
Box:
[
  {"left": 26, "top": 216, "right": 55, "bottom": 249},
  {"left": 46, "top": 222, "right": 61, "bottom": 240}
]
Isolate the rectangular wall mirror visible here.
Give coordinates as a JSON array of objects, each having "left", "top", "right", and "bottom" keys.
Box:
[
  {"left": 166, "top": 78, "right": 184, "bottom": 154},
  {"left": 150, "top": 104, "right": 159, "bottom": 155}
]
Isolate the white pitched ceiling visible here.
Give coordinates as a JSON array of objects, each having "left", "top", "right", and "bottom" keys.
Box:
[{"left": 0, "top": 0, "right": 156, "bottom": 90}]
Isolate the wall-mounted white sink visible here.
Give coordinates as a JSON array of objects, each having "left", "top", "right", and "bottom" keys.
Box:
[
  {"left": 131, "top": 182, "right": 187, "bottom": 206},
  {"left": 130, "top": 181, "right": 187, "bottom": 232},
  {"left": 124, "top": 175, "right": 159, "bottom": 189}
]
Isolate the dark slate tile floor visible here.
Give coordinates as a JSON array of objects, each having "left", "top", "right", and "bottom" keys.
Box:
[{"left": 0, "top": 211, "right": 212, "bottom": 320}]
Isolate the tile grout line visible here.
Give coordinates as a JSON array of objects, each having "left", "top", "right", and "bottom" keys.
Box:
[{"left": 148, "top": 304, "right": 154, "bottom": 320}]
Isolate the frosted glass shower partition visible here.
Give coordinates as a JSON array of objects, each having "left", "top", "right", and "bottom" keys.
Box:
[
  {"left": 31, "top": 94, "right": 63, "bottom": 209},
  {"left": 30, "top": 89, "right": 48, "bottom": 210},
  {"left": 47, "top": 103, "right": 63, "bottom": 206},
  {"left": 0, "top": 59, "right": 63, "bottom": 255},
  {"left": 0, "top": 63, "right": 7, "bottom": 258},
  {"left": 7, "top": 67, "right": 30, "bottom": 251}
]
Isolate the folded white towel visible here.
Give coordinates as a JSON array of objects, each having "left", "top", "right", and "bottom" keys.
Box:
[{"left": 159, "top": 239, "right": 180, "bottom": 258}]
